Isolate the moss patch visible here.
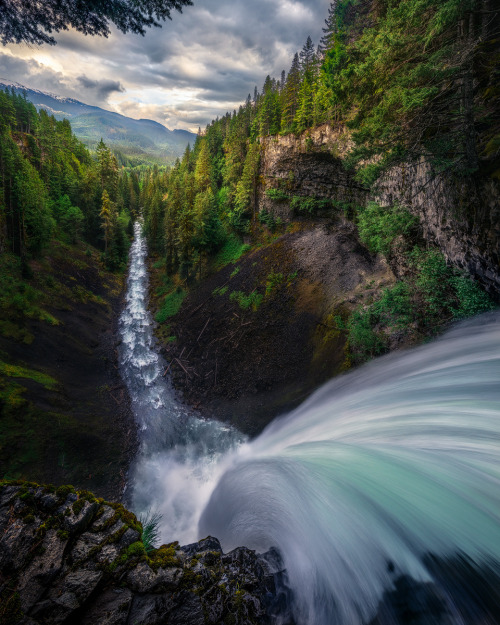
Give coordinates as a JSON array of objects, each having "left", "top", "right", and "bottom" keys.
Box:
[{"left": 0, "top": 361, "right": 58, "bottom": 390}]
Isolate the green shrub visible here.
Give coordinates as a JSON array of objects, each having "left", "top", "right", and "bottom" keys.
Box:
[
  {"left": 265, "top": 188, "right": 289, "bottom": 202},
  {"left": 265, "top": 272, "right": 285, "bottom": 295},
  {"left": 290, "top": 196, "right": 333, "bottom": 215},
  {"left": 450, "top": 275, "right": 495, "bottom": 318},
  {"left": 371, "top": 281, "right": 414, "bottom": 329},
  {"left": 214, "top": 237, "right": 251, "bottom": 268},
  {"left": 213, "top": 285, "right": 229, "bottom": 296},
  {"left": 409, "top": 248, "right": 452, "bottom": 323},
  {"left": 156, "top": 288, "right": 186, "bottom": 324},
  {"left": 230, "top": 290, "right": 263, "bottom": 311},
  {"left": 357, "top": 202, "right": 420, "bottom": 255},
  {"left": 346, "top": 245, "right": 495, "bottom": 364},
  {"left": 347, "top": 310, "right": 387, "bottom": 361}
]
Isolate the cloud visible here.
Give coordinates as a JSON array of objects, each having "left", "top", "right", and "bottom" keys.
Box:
[
  {"left": 2, "top": 0, "right": 332, "bottom": 131},
  {"left": 77, "top": 75, "right": 124, "bottom": 101}
]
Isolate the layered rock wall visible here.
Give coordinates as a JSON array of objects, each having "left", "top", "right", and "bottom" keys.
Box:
[
  {"left": 374, "top": 161, "right": 500, "bottom": 297},
  {"left": 258, "top": 125, "right": 500, "bottom": 297},
  {"left": 258, "top": 125, "right": 367, "bottom": 219}
]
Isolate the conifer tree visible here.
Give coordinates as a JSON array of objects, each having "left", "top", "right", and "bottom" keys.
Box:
[
  {"left": 281, "top": 53, "right": 301, "bottom": 132},
  {"left": 318, "top": 1, "right": 338, "bottom": 57},
  {"left": 194, "top": 138, "right": 212, "bottom": 192},
  {"left": 299, "top": 36, "right": 316, "bottom": 77},
  {"left": 100, "top": 189, "right": 116, "bottom": 253},
  {"left": 0, "top": 0, "right": 193, "bottom": 46}
]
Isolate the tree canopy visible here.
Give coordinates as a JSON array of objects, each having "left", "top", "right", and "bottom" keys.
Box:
[{"left": 0, "top": 0, "right": 193, "bottom": 45}]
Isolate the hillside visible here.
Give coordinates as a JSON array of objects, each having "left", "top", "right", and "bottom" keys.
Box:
[{"left": 0, "top": 79, "right": 195, "bottom": 163}]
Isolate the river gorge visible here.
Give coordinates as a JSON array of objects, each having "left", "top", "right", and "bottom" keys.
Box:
[{"left": 119, "top": 223, "right": 500, "bottom": 625}]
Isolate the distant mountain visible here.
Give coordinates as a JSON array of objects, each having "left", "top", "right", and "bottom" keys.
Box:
[{"left": 0, "top": 79, "right": 196, "bottom": 163}]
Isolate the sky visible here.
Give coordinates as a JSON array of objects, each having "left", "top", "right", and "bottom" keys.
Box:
[{"left": 0, "top": 0, "right": 331, "bottom": 132}]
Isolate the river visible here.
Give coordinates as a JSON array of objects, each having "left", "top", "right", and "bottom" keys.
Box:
[{"left": 120, "top": 224, "right": 500, "bottom": 624}]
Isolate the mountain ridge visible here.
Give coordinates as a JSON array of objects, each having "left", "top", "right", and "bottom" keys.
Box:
[{"left": 0, "top": 78, "right": 196, "bottom": 163}]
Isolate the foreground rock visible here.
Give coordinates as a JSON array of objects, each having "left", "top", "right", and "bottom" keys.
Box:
[{"left": 0, "top": 483, "right": 290, "bottom": 625}]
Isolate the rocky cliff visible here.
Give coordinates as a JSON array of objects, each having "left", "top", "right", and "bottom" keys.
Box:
[
  {"left": 374, "top": 161, "right": 500, "bottom": 298},
  {"left": 0, "top": 483, "right": 289, "bottom": 625},
  {"left": 258, "top": 124, "right": 367, "bottom": 220},
  {"left": 258, "top": 125, "right": 500, "bottom": 298}
]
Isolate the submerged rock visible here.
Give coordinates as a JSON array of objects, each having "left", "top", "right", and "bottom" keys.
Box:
[{"left": 0, "top": 483, "right": 290, "bottom": 625}]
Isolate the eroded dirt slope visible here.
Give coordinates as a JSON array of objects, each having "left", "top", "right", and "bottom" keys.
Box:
[{"left": 153, "top": 219, "right": 394, "bottom": 434}]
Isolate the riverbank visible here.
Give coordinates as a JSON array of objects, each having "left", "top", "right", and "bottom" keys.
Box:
[{"left": 0, "top": 240, "right": 136, "bottom": 500}]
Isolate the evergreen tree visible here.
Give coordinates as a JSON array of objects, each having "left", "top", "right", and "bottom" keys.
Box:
[
  {"left": 194, "top": 138, "right": 212, "bottom": 191},
  {"left": 318, "top": 1, "right": 338, "bottom": 57},
  {"left": 233, "top": 143, "right": 261, "bottom": 232},
  {"left": 96, "top": 139, "right": 119, "bottom": 200},
  {"left": 100, "top": 189, "right": 117, "bottom": 253},
  {"left": 0, "top": 0, "right": 193, "bottom": 46},
  {"left": 299, "top": 36, "right": 316, "bottom": 77},
  {"left": 281, "top": 53, "right": 301, "bottom": 132}
]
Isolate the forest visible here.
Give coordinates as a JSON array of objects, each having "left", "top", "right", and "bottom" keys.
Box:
[
  {"left": 0, "top": 0, "right": 496, "bottom": 375},
  {"left": 140, "top": 0, "right": 497, "bottom": 363}
]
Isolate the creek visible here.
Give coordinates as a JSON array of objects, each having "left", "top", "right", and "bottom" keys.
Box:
[{"left": 120, "top": 224, "right": 500, "bottom": 624}]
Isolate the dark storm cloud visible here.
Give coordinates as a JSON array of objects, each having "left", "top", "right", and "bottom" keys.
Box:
[
  {"left": 3, "top": 0, "right": 331, "bottom": 129},
  {"left": 77, "top": 75, "right": 124, "bottom": 100}
]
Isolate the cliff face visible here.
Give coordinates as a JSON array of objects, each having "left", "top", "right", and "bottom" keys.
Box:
[
  {"left": 375, "top": 161, "right": 500, "bottom": 298},
  {"left": 259, "top": 125, "right": 367, "bottom": 220},
  {"left": 258, "top": 125, "right": 500, "bottom": 298},
  {"left": 0, "top": 483, "right": 288, "bottom": 625}
]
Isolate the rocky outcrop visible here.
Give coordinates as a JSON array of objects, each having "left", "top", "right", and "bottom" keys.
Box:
[
  {"left": 0, "top": 483, "right": 290, "bottom": 625},
  {"left": 258, "top": 125, "right": 500, "bottom": 297},
  {"left": 258, "top": 125, "right": 367, "bottom": 220},
  {"left": 374, "top": 160, "right": 500, "bottom": 298}
]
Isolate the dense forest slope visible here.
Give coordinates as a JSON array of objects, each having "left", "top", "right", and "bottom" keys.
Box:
[
  {"left": 0, "top": 89, "right": 137, "bottom": 494},
  {"left": 0, "top": 242, "right": 134, "bottom": 499},
  {"left": 142, "top": 0, "right": 499, "bottom": 425}
]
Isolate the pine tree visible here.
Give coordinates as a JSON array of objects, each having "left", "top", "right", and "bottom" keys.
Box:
[
  {"left": 318, "top": 2, "right": 338, "bottom": 57},
  {"left": 299, "top": 36, "right": 316, "bottom": 77},
  {"left": 194, "top": 138, "right": 212, "bottom": 192},
  {"left": 100, "top": 189, "right": 117, "bottom": 253},
  {"left": 281, "top": 53, "right": 301, "bottom": 132},
  {"left": 96, "top": 139, "right": 118, "bottom": 200},
  {"left": 0, "top": 0, "right": 193, "bottom": 46},
  {"left": 233, "top": 143, "right": 261, "bottom": 232}
]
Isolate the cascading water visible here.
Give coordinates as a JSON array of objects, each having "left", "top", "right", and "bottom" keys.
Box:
[
  {"left": 200, "top": 312, "right": 500, "bottom": 624},
  {"left": 120, "top": 224, "right": 500, "bottom": 624},
  {"left": 119, "top": 223, "right": 242, "bottom": 542}
]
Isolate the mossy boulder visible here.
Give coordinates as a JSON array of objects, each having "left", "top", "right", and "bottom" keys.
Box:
[{"left": 0, "top": 482, "right": 290, "bottom": 625}]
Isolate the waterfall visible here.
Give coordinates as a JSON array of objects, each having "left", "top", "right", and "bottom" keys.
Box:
[
  {"left": 200, "top": 311, "right": 500, "bottom": 624},
  {"left": 120, "top": 223, "right": 500, "bottom": 623},
  {"left": 119, "top": 223, "right": 242, "bottom": 543}
]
